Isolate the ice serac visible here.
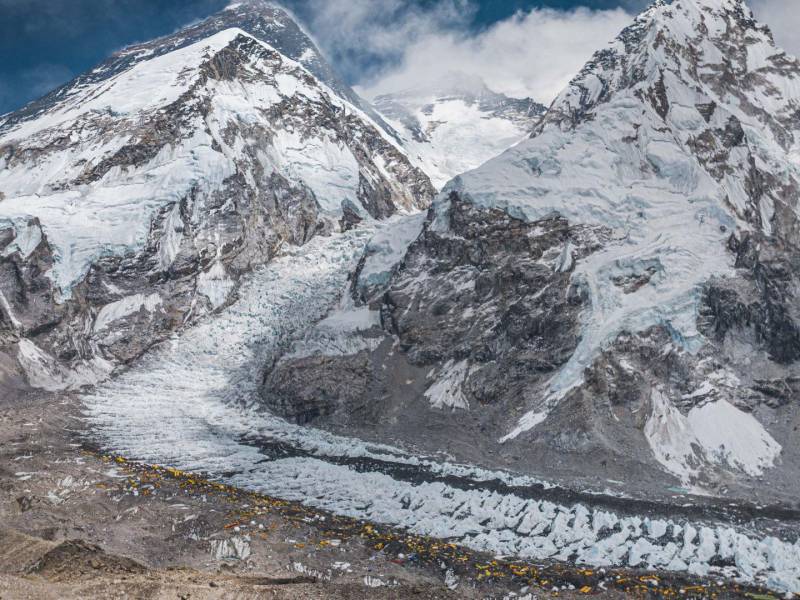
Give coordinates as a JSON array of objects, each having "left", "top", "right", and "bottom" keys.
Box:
[
  {"left": 371, "top": 72, "right": 547, "bottom": 189},
  {"left": 0, "top": 2, "right": 434, "bottom": 395},
  {"left": 265, "top": 0, "right": 800, "bottom": 497}
]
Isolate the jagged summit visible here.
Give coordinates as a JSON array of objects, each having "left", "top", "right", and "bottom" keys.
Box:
[
  {"left": 191, "top": 0, "right": 357, "bottom": 102},
  {"left": 1, "top": 0, "right": 366, "bottom": 131},
  {"left": 543, "top": 0, "right": 798, "bottom": 139}
]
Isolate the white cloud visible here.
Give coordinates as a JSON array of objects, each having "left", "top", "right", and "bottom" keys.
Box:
[
  {"left": 301, "top": 0, "right": 474, "bottom": 84},
  {"left": 300, "top": 0, "right": 632, "bottom": 104},
  {"left": 298, "top": 0, "right": 632, "bottom": 102},
  {"left": 750, "top": 0, "right": 800, "bottom": 57},
  {"left": 301, "top": 0, "right": 800, "bottom": 106},
  {"left": 363, "top": 7, "right": 632, "bottom": 103}
]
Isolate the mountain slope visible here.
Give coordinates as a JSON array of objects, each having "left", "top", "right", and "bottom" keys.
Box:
[
  {"left": 0, "top": 2, "right": 434, "bottom": 394},
  {"left": 371, "top": 73, "right": 547, "bottom": 189},
  {"left": 265, "top": 0, "right": 800, "bottom": 499}
]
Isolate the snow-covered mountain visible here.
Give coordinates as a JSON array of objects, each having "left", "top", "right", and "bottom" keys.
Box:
[
  {"left": 7, "top": 0, "right": 799, "bottom": 592},
  {"left": 0, "top": 0, "right": 434, "bottom": 394},
  {"left": 370, "top": 73, "right": 546, "bottom": 189},
  {"left": 267, "top": 0, "right": 800, "bottom": 500}
]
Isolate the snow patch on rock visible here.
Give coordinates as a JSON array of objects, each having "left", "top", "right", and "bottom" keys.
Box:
[
  {"left": 356, "top": 212, "right": 426, "bottom": 293},
  {"left": 645, "top": 388, "right": 781, "bottom": 482},
  {"left": 425, "top": 359, "right": 470, "bottom": 410},
  {"left": 94, "top": 293, "right": 163, "bottom": 332},
  {"left": 17, "top": 339, "right": 113, "bottom": 392},
  {"left": 197, "top": 261, "right": 235, "bottom": 310},
  {"left": 1, "top": 219, "right": 43, "bottom": 259}
]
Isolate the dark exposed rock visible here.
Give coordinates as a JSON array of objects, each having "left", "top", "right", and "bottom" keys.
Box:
[
  {"left": 265, "top": 351, "right": 377, "bottom": 425},
  {"left": 641, "top": 70, "right": 670, "bottom": 120},
  {"left": 27, "top": 540, "right": 146, "bottom": 581},
  {"left": 752, "top": 376, "right": 800, "bottom": 407},
  {"left": 700, "top": 232, "right": 800, "bottom": 364},
  {"left": 0, "top": 220, "right": 64, "bottom": 340},
  {"left": 263, "top": 192, "right": 606, "bottom": 431}
]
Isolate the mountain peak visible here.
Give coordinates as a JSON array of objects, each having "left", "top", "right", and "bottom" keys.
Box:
[
  {"left": 0, "top": 0, "right": 434, "bottom": 293},
  {"left": 540, "top": 0, "right": 795, "bottom": 135},
  {"left": 1, "top": 0, "right": 372, "bottom": 133}
]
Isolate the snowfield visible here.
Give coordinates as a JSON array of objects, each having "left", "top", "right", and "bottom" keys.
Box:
[
  {"left": 378, "top": 96, "right": 537, "bottom": 190},
  {"left": 370, "top": 74, "right": 545, "bottom": 190}
]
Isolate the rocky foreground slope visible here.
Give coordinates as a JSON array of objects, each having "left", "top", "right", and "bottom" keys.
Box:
[
  {"left": 265, "top": 0, "right": 800, "bottom": 501},
  {"left": 0, "top": 0, "right": 433, "bottom": 397}
]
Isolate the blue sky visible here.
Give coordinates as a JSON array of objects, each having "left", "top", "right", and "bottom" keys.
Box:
[
  {"left": 0, "top": 0, "right": 644, "bottom": 114},
  {"left": 0, "top": 0, "right": 794, "bottom": 114}
]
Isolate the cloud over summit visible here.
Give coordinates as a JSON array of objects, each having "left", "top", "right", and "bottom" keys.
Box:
[
  {"left": 300, "top": 0, "right": 632, "bottom": 103},
  {"left": 298, "top": 0, "right": 800, "bottom": 105}
]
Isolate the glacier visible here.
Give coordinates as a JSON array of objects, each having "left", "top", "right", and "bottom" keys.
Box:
[{"left": 81, "top": 217, "right": 800, "bottom": 594}]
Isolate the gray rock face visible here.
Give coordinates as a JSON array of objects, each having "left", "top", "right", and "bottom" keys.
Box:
[
  {"left": 378, "top": 195, "right": 599, "bottom": 374},
  {"left": 0, "top": 5, "right": 434, "bottom": 395},
  {"left": 701, "top": 233, "right": 800, "bottom": 365},
  {"left": 263, "top": 192, "right": 607, "bottom": 448}
]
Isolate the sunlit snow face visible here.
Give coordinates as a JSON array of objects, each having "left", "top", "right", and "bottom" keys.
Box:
[{"left": 0, "top": 25, "right": 420, "bottom": 297}]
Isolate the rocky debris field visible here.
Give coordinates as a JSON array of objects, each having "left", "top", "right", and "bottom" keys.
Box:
[{"left": 0, "top": 389, "right": 790, "bottom": 600}]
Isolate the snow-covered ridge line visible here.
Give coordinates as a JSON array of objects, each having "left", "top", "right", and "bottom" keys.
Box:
[
  {"left": 2, "top": 28, "right": 244, "bottom": 143},
  {"left": 0, "top": 26, "right": 396, "bottom": 155},
  {"left": 81, "top": 220, "right": 800, "bottom": 595},
  {"left": 1, "top": 0, "right": 376, "bottom": 137}
]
